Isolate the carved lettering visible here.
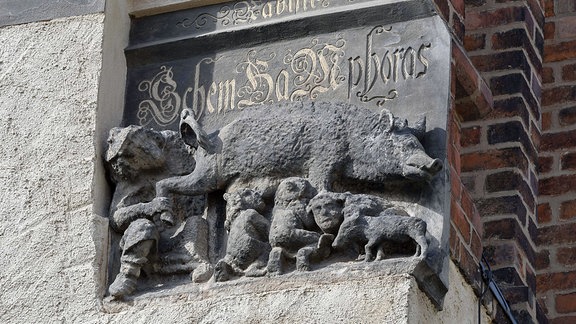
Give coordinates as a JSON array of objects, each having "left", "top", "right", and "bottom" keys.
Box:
[
  {"left": 347, "top": 26, "right": 432, "bottom": 106},
  {"left": 178, "top": 0, "right": 332, "bottom": 30},
  {"left": 135, "top": 27, "right": 433, "bottom": 123}
]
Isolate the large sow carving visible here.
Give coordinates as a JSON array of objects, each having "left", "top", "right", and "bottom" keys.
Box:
[{"left": 155, "top": 101, "right": 442, "bottom": 206}]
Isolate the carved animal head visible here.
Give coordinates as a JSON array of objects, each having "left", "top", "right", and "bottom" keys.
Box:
[
  {"left": 307, "top": 191, "right": 349, "bottom": 235},
  {"left": 179, "top": 108, "right": 216, "bottom": 154},
  {"left": 332, "top": 213, "right": 365, "bottom": 250},
  {"left": 223, "top": 188, "right": 266, "bottom": 231},
  {"left": 378, "top": 110, "right": 443, "bottom": 182}
]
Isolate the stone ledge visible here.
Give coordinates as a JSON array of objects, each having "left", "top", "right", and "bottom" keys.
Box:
[
  {"left": 103, "top": 258, "right": 445, "bottom": 312},
  {"left": 127, "top": 0, "right": 231, "bottom": 17}
]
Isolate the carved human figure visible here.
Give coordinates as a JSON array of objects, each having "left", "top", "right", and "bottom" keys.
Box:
[
  {"left": 306, "top": 191, "right": 349, "bottom": 236},
  {"left": 267, "top": 178, "right": 332, "bottom": 273},
  {"left": 105, "top": 126, "right": 208, "bottom": 298},
  {"left": 214, "top": 188, "right": 270, "bottom": 281}
]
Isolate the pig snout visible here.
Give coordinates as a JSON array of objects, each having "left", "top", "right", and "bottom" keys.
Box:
[{"left": 403, "top": 153, "right": 443, "bottom": 181}]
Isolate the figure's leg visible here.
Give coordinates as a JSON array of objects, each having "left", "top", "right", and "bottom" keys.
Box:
[
  {"left": 313, "top": 233, "right": 334, "bottom": 260},
  {"left": 109, "top": 239, "right": 154, "bottom": 298},
  {"left": 109, "top": 219, "right": 158, "bottom": 298},
  {"left": 214, "top": 259, "right": 235, "bottom": 282},
  {"left": 267, "top": 247, "right": 284, "bottom": 275},
  {"left": 292, "top": 229, "right": 321, "bottom": 246},
  {"left": 296, "top": 246, "right": 316, "bottom": 271}
]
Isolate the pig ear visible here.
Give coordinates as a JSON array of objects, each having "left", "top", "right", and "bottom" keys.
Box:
[
  {"left": 409, "top": 115, "right": 427, "bottom": 141},
  {"left": 378, "top": 109, "right": 395, "bottom": 132}
]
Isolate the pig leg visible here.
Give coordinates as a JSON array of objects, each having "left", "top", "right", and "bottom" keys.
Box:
[
  {"left": 364, "top": 239, "right": 378, "bottom": 262},
  {"left": 375, "top": 245, "right": 386, "bottom": 261}
]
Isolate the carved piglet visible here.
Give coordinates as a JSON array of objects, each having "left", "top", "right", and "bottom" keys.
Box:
[{"left": 332, "top": 212, "right": 428, "bottom": 261}]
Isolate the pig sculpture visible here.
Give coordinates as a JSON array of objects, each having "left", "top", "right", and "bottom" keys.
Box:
[
  {"left": 155, "top": 101, "right": 443, "bottom": 206},
  {"left": 332, "top": 212, "right": 428, "bottom": 261}
]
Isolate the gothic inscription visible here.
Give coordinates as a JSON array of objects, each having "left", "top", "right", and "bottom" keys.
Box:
[
  {"left": 133, "top": 25, "right": 433, "bottom": 126},
  {"left": 176, "top": 0, "right": 354, "bottom": 30}
]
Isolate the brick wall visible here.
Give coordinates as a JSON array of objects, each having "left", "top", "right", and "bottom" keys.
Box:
[
  {"left": 431, "top": 0, "right": 555, "bottom": 322},
  {"left": 537, "top": 0, "right": 576, "bottom": 322}
]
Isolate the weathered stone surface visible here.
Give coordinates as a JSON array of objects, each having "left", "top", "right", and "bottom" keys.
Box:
[
  {"left": 0, "top": 14, "right": 105, "bottom": 322},
  {"left": 0, "top": 0, "right": 104, "bottom": 27}
]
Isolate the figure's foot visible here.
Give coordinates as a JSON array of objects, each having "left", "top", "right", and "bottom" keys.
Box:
[
  {"left": 214, "top": 260, "right": 233, "bottom": 282},
  {"left": 192, "top": 262, "right": 213, "bottom": 283},
  {"left": 267, "top": 247, "right": 283, "bottom": 275},
  {"left": 296, "top": 247, "right": 314, "bottom": 271},
  {"left": 108, "top": 273, "right": 137, "bottom": 298}
]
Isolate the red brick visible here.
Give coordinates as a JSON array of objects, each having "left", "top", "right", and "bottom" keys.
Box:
[
  {"left": 542, "top": 85, "right": 576, "bottom": 106},
  {"left": 483, "top": 243, "right": 517, "bottom": 268},
  {"left": 537, "top": 203, "right": 553, "bottom": 224},
  {"left": 466, "top": 7, "right": 526, "bottom": 30},
  {"left": 538, "top": 155, "right": 553, "bottom": 174},
  {"left": 544, "top": 21, "right": 555, "bottom": 40},
  {"left": 464, "top": 34, "right": 485, "bottom": 52},
  {"left": 535, "top": 249, "right": 550, "bottom": 270},
  {"left": 537, "top": 271, "right": 576, "bottom": 292},
  {"left": 452, "top": 12, "right": 465, "bottom": 41},
  {"left": 451, "top": 201, "right": 471, "bottom": 244},
  {"left": 461, "top": 126, "right": 481, "bottom": 147},
  {"left": 450, "top": 166, "right": 462, "bottom": 201},
  {"left": 470, "top": 229, "right": 482, "bottom": 259},
  {"left": 541, "top": 112, "right": 552, "bottom": 132},
  {"left": 462, "top": 190, "right": 482, "bottom": 232},
  {"left": 458, "top": 243, "right": 481, "bottom": 289},
  {"left": 544, "top": 40, "right": 576, "bottom": 62},
  {"left": 559, "top": 106, "right": 576, "bottom": 126},
  {"left": 451, "top": 0, "right": 464, "bottom": 16},
  {"left": 492, "top": 28, "right": 529, "bottom": 50},
  {"left": 561, "top": 151, "right": 576, "bottom": 170},
  {"left": 551, "top": 316, "right": 576, "bottom": 324},
  {"left": 544, "top": 0, "right": 554, "bottom": 17},
  {"left": 540, "top": 175, "right": 576, "bottom": 196},
  {"left": 462, "top": 148, "right": 528, "bottom": 173},
  {"left": 538, "top": 223, "right": 576, "bottom": 245},
  {"left": 484, "top": 218, "right": 524, "bottom": 242},
  {"left": 541, "top": 130, "right": 576, "bottom": 151},
  {"left": 562, "top": 63, "right": 576, "bottom": 81},
  {"left": 556, "top": 292, "right": 576, "bottom": 313},
  {"left": 542, "top": 66, "right": 555, "bottom": 84},
  {"left": 560, "top": 200, "right": 576, "bottom": 220},
  {"left": 433, "top": 0, "right": 449, "bottom": 21},
  {"left": 557, "top": 246, "right": 576, "bottom": 266}
]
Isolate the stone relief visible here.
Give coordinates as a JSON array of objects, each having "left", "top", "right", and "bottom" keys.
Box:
[{"left": 105, "top": 101, "right": 443, "bottom": 298}]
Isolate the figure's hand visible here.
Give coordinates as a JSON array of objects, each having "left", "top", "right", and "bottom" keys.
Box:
[
  {"left": 152, "top": 197, "right": 174, "bottom": 227},
  {"left": 153, "top": 197, "right": 171, "bottom": 212}
]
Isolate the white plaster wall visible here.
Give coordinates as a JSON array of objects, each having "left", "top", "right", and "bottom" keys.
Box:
[{"left": 0, "top": 14, "right": 105, "bottom": 323}]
